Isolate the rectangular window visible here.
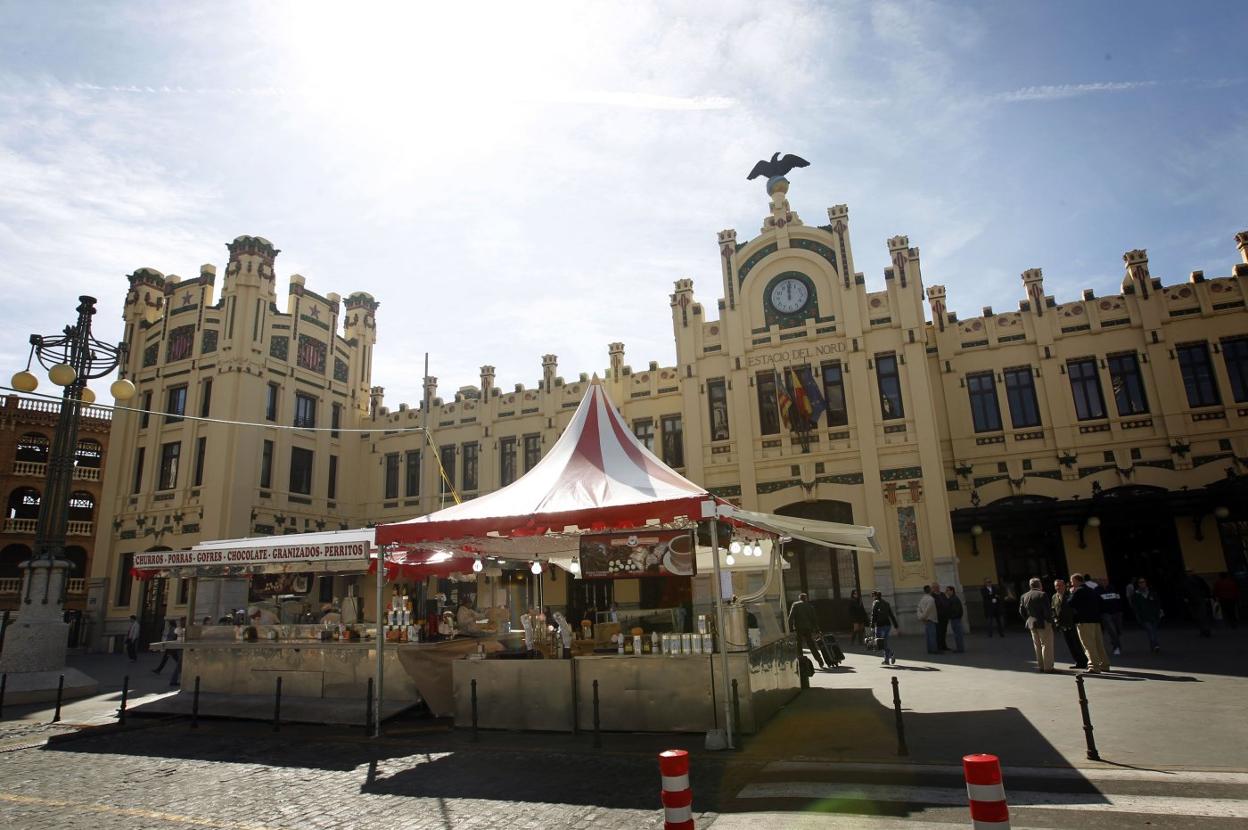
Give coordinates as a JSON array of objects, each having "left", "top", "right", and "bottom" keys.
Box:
[
  {"left": 523, "top": 434, "right": 541, "bottom": 471},
  {"left": 875, "top": 354, "right": 905, "bottom": 420},
  {"left": 117, "top": 553, "right": 134, "bottom": 607},
  {"left": 706, "top": 379, "right": 730, "bottom": 441},
  {"left": 1107, "top": 353, "right": 1149, "bottom": 415},
  {"left": 199, "top": 379, "right": 213, "bottom": 419},
  {"left": 331, "top": 403, "right": 342, "bottom": 438},
  {"left": 440, "top": 444, "right": 456, "bottom": 494},
  {"left": 158, "top": 441, "right": 181, "bottom": 490},
  {"left": 756, "top": 372, "right": 780, "bottom": 435},
  {"left": 1004, "top": 367, "right": 1041, "bottom": 428},
  {"left": 632, "top": 419, "right": 656, "bottom": 451},
  {"left": 294, "top": 392, "right": 317, "bottom": 428},
  {"left": 384, "top": 453, "right": 400, "bottom": 500},
  {"left": 1223, "top": 337, "right": 1248, "bottom": 402},
  {"left": 260, "top": 440, "right": 273, "bottom": 489},
  {"left": 821, "top": 362, "right": 848, "bottom": 427},
  {"left": 132, "top": 447, "right": 145, "bottom": 494},
  {"left": 265, "top": 383, "right": 279, "bottom": 421},
  {"left": 966, "top": 372, "right": 1003, "bottom": 433},
  {"left": 289, "top": 447, "right": 313, "bottom": 495},
  {"left": 1177, "top": 342, "right": 1221, "bottom": 407},
  {"left": 660, "top": 414, "right": 684, "bottom": 468},
  {"left": 193, "top": 436, "right": 207, "bottom": 486},
  {"left": 1067, "top": 358, "right": 1107, "bottom": 420},
  {"left": 328, "top": 455, "right": 338, "bottom": 500},
  {"left": 165, "top": 385, "right": 187, "bottom": 424},
  {"left": 140, "top": 390, "right": 152, "bottom": 428},
  {"left": 405, "top": 450, "right": 421, "bottom": 497},
  {"left": 462, "top": 442, "right": 479, "bottom": 490},
  {"left": 499, "top": 437, "right": 517, "bottom": 486}
]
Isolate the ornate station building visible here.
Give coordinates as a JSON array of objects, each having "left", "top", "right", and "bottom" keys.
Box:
[{"left": 87, "top": 187, "right": 1248, "bottom": 646}]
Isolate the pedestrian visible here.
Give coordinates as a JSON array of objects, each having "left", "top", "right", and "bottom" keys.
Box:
[
  {"left": 1184, "top": 570, "right": 1213, "bottom": 638},
  {"left": 788, "top": 592, "right": 826, "bottom": 669},
  {"left": 1098, "top": 578, "right": 1125, "bottom": 656},
  {"left": 1069, "top": 574, "right": 1110, "bottom": 673},
  {"left": 916, "top": 584, "right": 939, "bottom": 654},
  {"left": 980, "top": 578, "right": 1005, "bottom": 636},
  {"left": 1130, "top": 577, "right": 1162, "bottom": 653},
  {"left": 932, "top": 582, "right": 951, "bottom": 651},
  {"left": 1213, "top": 572, "right": 1240, "bottom": 629},
  {"left": 1019, "top": 577, "right": 1055, "bottom": 672},
  {"left": 1052, "top": 578, "right": 1087, "bottom": 669},
  {"left": 168, "top": 618, "right": 184, "bottom": 687},
  {"left": 124, "top": 614, "right": 140, "bottom": 662},
  {"left": 869, "top": 589, "right": 899, "bottom": 665},
  {"left": 944, "top": 586, "right": 965, "bottom": 653},
  {"left": 847, "top": 588, "right": 868, "bottom": 646},
  {"left": 151, "top": 619, "right": 178, "bottom": 674}
]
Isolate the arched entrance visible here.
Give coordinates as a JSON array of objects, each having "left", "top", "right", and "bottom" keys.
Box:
[
  {"left": 775, "top": 500, "right": 858, "bottom": 629},
  {"left": 985, "top": 496, "right": 1067, "bottom": 605},
  {"left": 138, "top": 546, "right": 172, "bottom": 646},
  {"left": 1, "top": 544, "right": 32, "bottom": 579},
  {"left": 1094, "top": 486, "right": 1185, "bottom": 619}
]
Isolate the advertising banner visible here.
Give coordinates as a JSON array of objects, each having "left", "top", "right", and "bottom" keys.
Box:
[
  {"left": 133, "top": 540, "right": 370, "bottom": 570},
  {"left": 579, "top": 530, "right": 696, "bottom": 579}
]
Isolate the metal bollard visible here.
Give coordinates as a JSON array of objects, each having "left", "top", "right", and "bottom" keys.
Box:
[
  {"left": 365, "top": 677, "right": 374, "bottom": 735},
  {"left": 273, "top": 676, "right": 282, "bottom": 732},
  {"left": 890, "top": 676, "right": 909, "bottom": 756},
  {"left": 191, "top": 676, "right": 200, "bottom": 729},
  {"left": 51, "top": 674, "right": 65, "bottom": 723},
  {"left": 592, "top": 678, "right": 601, "bottom": 749},
  {"left": 1075, "top": 675, "right": 1100, "bottom": 761},
  {"left": 470, "top": 678, "right": 478, "bottom": 742},
  {"left": 731, "top": 678, "right": 741, "bottom": 739},
  {"left": 0, "top": 673, "right": 7, "bottom": 720},
  {"left": 118, "top": 676, "right": 129, "bottom": 726}
]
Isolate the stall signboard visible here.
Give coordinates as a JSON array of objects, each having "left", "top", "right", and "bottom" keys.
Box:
[
  {"left": 579, "top": 530, "right": 696, "bottom": 578},
  {"left": 133, "top": 541, "right": 370, "bottom": 570}
]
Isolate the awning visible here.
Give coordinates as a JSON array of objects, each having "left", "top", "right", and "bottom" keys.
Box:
[{"left": 720, "top": 505, "right": 879, "bottom": 555}]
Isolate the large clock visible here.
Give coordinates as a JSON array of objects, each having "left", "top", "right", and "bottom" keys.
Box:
[{"left": 769, "top": 277, "right": 810, "bottom": 313}]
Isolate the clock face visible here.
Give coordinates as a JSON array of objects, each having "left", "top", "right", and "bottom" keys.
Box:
[{"left": 770, "top": 278, "right": 810, "bottom": 314}]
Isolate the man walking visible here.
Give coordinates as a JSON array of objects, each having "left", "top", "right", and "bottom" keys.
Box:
[
  {"left": 1053, "top": 578, "right": 1087, "bottom": 669},
  {"left": 1184, "top": 571, "right": 1214, "bottom": 638},
  {"left": 1098, "top": 578, "right": 1125, "bottom": 655},
  {"left": 788, "top": 592, "right": 826, "bottom": 669},
  {"left": 869, "top": 590, "right": 899, "bottom": 665},
  {"left": 1213, "top": 572, "right": 1240, "bottom": 629},
  {"left": 980, "top": 578, "right": 1005, "bottom": 636},
  {"left": 1130, "top": 577, "right": 1162, "bottom": 653},
  {"left": 944, "top": 586, "right": 966, "bottom": 653},
  {"left": 916, "top": 585, "right": 939, "bottom": 654},
  {"left": 1019, "top": 577, "right": 1055, "bottom": 672},
  {"left": 124, "top": 614, "right": 140, "bottom": 663},
  {"left": 1069, "top": 574, "right": 1110, "bottom": 673},
  {"left": 932, "top": 582, "right": 951, "bottom": 652}
]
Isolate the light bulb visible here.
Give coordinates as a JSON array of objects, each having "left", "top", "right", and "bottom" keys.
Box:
[
  {"left": 569, "top": 560, "right": 580, "bottom": 574},
  {"left": 472, "top": 559, "right": 483, "bottom": 573},
  {"left": 110, "top": 378, "right": 136, "bottom": 401},
  {"left": 729, "top": 540, "right": 742, "bottom": 555},
  {"left": 79, "top": 387, "right": 96, "bottom": 404},
  {"left": 48, "top": 363, "right": 77, "bottom": 386},
  {"left": 725, "top": 554, "right": 735, "bottom": 566},
  {"left": 754, "top": 544, "right": 764, "bottom": 557},
  {"left": 530, "top": 561, "right": 542, "bottom": 575},
  {"left": 10, "top": 370, "right": 37, "bottom": 393}
]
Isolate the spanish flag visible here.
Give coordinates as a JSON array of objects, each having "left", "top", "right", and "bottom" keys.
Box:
[
  {"left": 788, "top": 367, "right": 814, "bottom": 429},
  {"left": 774, "top": 369, "right": 794, "bottom": 430}
]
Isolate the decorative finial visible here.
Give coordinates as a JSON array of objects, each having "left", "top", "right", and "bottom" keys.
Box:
[{"left": 747, "top": 152, "right": 810, "bottom": 195}]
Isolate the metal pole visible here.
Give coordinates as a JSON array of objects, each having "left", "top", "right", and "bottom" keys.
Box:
[
  {"left": 118, "top": 675, "right": 129, "bottom": 725},
  {"left": 592, "top": 678, "right": 601, "bottom": 748},
  {"left": 273, "top": 676, "right": 282, "bottom": 732},
  {"left": 51, "top": 674, "right": 64, "bottom": 723},
  {"left": 731, "top": 678, "right": 741, "bottom": 736},
  {"left": 777, "top": 542, "right": 789, "bottom": 635},
  {"left": 1076, "top": 675, "right": 1100, "bottom": 761},
  {"left": 185, "top": 577, "right": 198, "bottom": 629},
  {"left": 374, "top": 546, "right": 386, "bottom": 738},
  {"left": 191, "top": 676, "right": 200, "bottom": 729},
  {"left": 365, "top": 676, "right": 374, "bottom": 734},
  {"left": 0, "top": 609, "right": 9, "bottom": 654},
  {"left": 708, "top": 515, "right": 735, "bottom": 749},
  {"left": 0, "top": 673, "right": 6, "bottom": 719},
  {"left": 470, "top": 677, "right": 479, "bottom": 742},
  {"left": 891, "top": 676, "right": 909, "bottom": 756}
]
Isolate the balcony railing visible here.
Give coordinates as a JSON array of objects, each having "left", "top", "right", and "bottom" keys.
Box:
[
  {"left": 1, "top": 519, "right": 92, "bottom": 535},
  {"left": 10, "top": 461, "right": 101, "bottom": 481},
  {"left": 0, "top": 577, "right": 86, "bottom": 595},
  {"left": 8, "top": 395, "right": 112, "bottom": 421},
  {"left": 68, "top": 521, "right": 94, "bottom": 536}
]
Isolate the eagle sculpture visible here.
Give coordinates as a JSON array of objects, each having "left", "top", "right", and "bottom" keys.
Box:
[{"left": 747, "top": 152, "right": 810, "bottom": 180}]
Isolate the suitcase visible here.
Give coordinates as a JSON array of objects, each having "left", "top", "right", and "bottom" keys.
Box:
[{"left": 813, "top": 629, "right": 844, "bottom": 667}]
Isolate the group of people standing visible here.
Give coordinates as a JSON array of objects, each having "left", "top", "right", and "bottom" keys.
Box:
[
  {"left": 914, "top": 583, "right": 966, "bottom": 654},
  {"left": 1016, "top": 574, "right": 1154, "bottom": 673}
]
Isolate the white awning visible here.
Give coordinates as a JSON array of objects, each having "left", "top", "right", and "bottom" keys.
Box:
[{"left": 719, "top": 505, "right": 879, "bottom": 555}]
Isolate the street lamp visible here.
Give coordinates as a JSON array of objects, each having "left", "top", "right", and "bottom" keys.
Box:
[{"left": 0, "top": 296, "right": 131, "bottom": 693}]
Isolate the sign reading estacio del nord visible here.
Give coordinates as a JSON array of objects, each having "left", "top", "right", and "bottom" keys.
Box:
[{"left": 745, "top": 340, "right": 848, "bottom": 368}]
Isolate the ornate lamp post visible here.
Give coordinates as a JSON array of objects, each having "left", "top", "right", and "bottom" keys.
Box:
[{"left": 0, "top": 296, "right": 134, "bottom": 697}]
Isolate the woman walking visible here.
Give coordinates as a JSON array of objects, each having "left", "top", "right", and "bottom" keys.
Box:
[
  {"left": 869, "top": 589, "right": 899, "bottom": 665},
  {"left": 848, "top": 588, "right": 868, "bottom": 646}
]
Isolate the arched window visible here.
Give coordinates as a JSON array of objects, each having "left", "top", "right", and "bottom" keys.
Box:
[
  {"left": 7, "top": 487, "right": 41, "bottom": 520},
  {"left": 0, "top": 544, "right": 32, "bottom": 578},
  {"left": 62, "top": 545, "right": 88, "bottom": 576},
  {"left": 68, "top": 491, "right": 95, "bottom": 522},
  {"left": 15, "top": 433, "right": 49, "bottom": 464},
  {"left": 75, "top": 439, "right": 103, "bottom": 469}
]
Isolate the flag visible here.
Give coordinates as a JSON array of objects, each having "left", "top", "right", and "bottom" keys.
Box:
[
  {"left": 787, "top": 367, "right": 813, "bottom": 429},
  {"left": 797, "top": 366, "right": 827, "bottom": 428},
  {"left": 774, "top": 369, "right": 794, "bottom": 430}
]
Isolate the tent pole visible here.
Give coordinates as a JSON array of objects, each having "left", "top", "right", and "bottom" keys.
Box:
[
  {"left": 374, "top": 545, "right": 385, "bottom": 737},
  {"left": 777, "top": 542, "right": 789, "bottom": 635},
  {"left": 708, "top": 516, "right": 734, "bottom": 749}
]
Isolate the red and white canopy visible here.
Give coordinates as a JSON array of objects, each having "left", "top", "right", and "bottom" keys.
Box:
[{"left": 376, "top": 381, "right": 712, "bottom": 548}]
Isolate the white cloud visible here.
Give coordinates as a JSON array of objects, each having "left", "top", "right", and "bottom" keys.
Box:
[{"left": 989, "top": 80, "right": 1158, "bottom": 103}]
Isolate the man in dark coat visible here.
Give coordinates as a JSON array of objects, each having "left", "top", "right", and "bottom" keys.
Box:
[
  {"left": 788, "top": 592, "right": 825, "bottom": 668},
  {"left": 932, "top": 582, "right": 950, "bottom": 651},
  {"left": 1069, "top": 574, "right": 1109, "bottom": 672},
  {"left": 981, "top": 578, "right": 1005, "bottom": 636},
  {"left": 1185, "top": 571, "right": 1213, "bottom": 637},
  {"left": 1052, "top": 578, "right": 1087, "bottom": 669}
]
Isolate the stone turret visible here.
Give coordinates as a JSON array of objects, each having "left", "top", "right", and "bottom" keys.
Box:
[
  {"left": 343, "top": 292, "right": 379, "bottom": 410},
  {"left": 926, "top": 284, "right": 947, "bottom": 332},
  {"left": 1021, "top": 268, "right": 1046, "bottom": 315},
  {"left": 480, "top": 365, "right": 495, "bottom": 399},
  {"left": 1236, "top": 230, "right": 1248, "bottom": 266},
  {"left": 224, "top": 235, "right": 279, "bottom": 305},
  {"left": 608, "top": 342, "right": 625, "bottom": 379},
  {"left": 542, "top": 355, "right": 558, "bottom": 392},
  {"left": 1123, "top": 249, "right": 1151, "bottom": 299}
]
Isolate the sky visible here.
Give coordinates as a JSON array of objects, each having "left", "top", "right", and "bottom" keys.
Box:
[{"left": 1, "top": 1, "right": 1246, "bottom": 406}]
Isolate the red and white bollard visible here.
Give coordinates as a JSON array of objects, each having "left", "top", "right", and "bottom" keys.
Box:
[
  {"left": 963, "top": 753, "right": 1010, "bottom": 829},
  {"left": 659, "top": 749, "right": 694, "bottom": 830}
]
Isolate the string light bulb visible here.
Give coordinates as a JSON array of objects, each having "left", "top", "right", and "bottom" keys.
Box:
[
  {"left": 569, "top": 560, "right": 580, "bottom": 575},
  {"left": 530, "top": 561, "right": 542, "bottom": 575},
  {"left": 725, "top": 553, "right": 735, "bottom": 566},
  {"left": 729, "top": 540, "right": 742, "bottom": 555},
  {"left": 472, "top": 559, "right": 483, "bottom": 573}
]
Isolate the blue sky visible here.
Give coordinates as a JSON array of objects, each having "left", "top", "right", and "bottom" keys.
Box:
[{"left": 1, "top": 1, "right": 1245, "bottom": 406}]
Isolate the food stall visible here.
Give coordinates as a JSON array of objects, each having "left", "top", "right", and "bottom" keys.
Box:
[{"left": 376, "top": 381, "right": 878, "bottom": 744}]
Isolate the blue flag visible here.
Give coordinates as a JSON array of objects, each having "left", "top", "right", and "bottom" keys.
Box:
[{"left": 797, "top": 366, "right": 827, "bottom": 428}]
